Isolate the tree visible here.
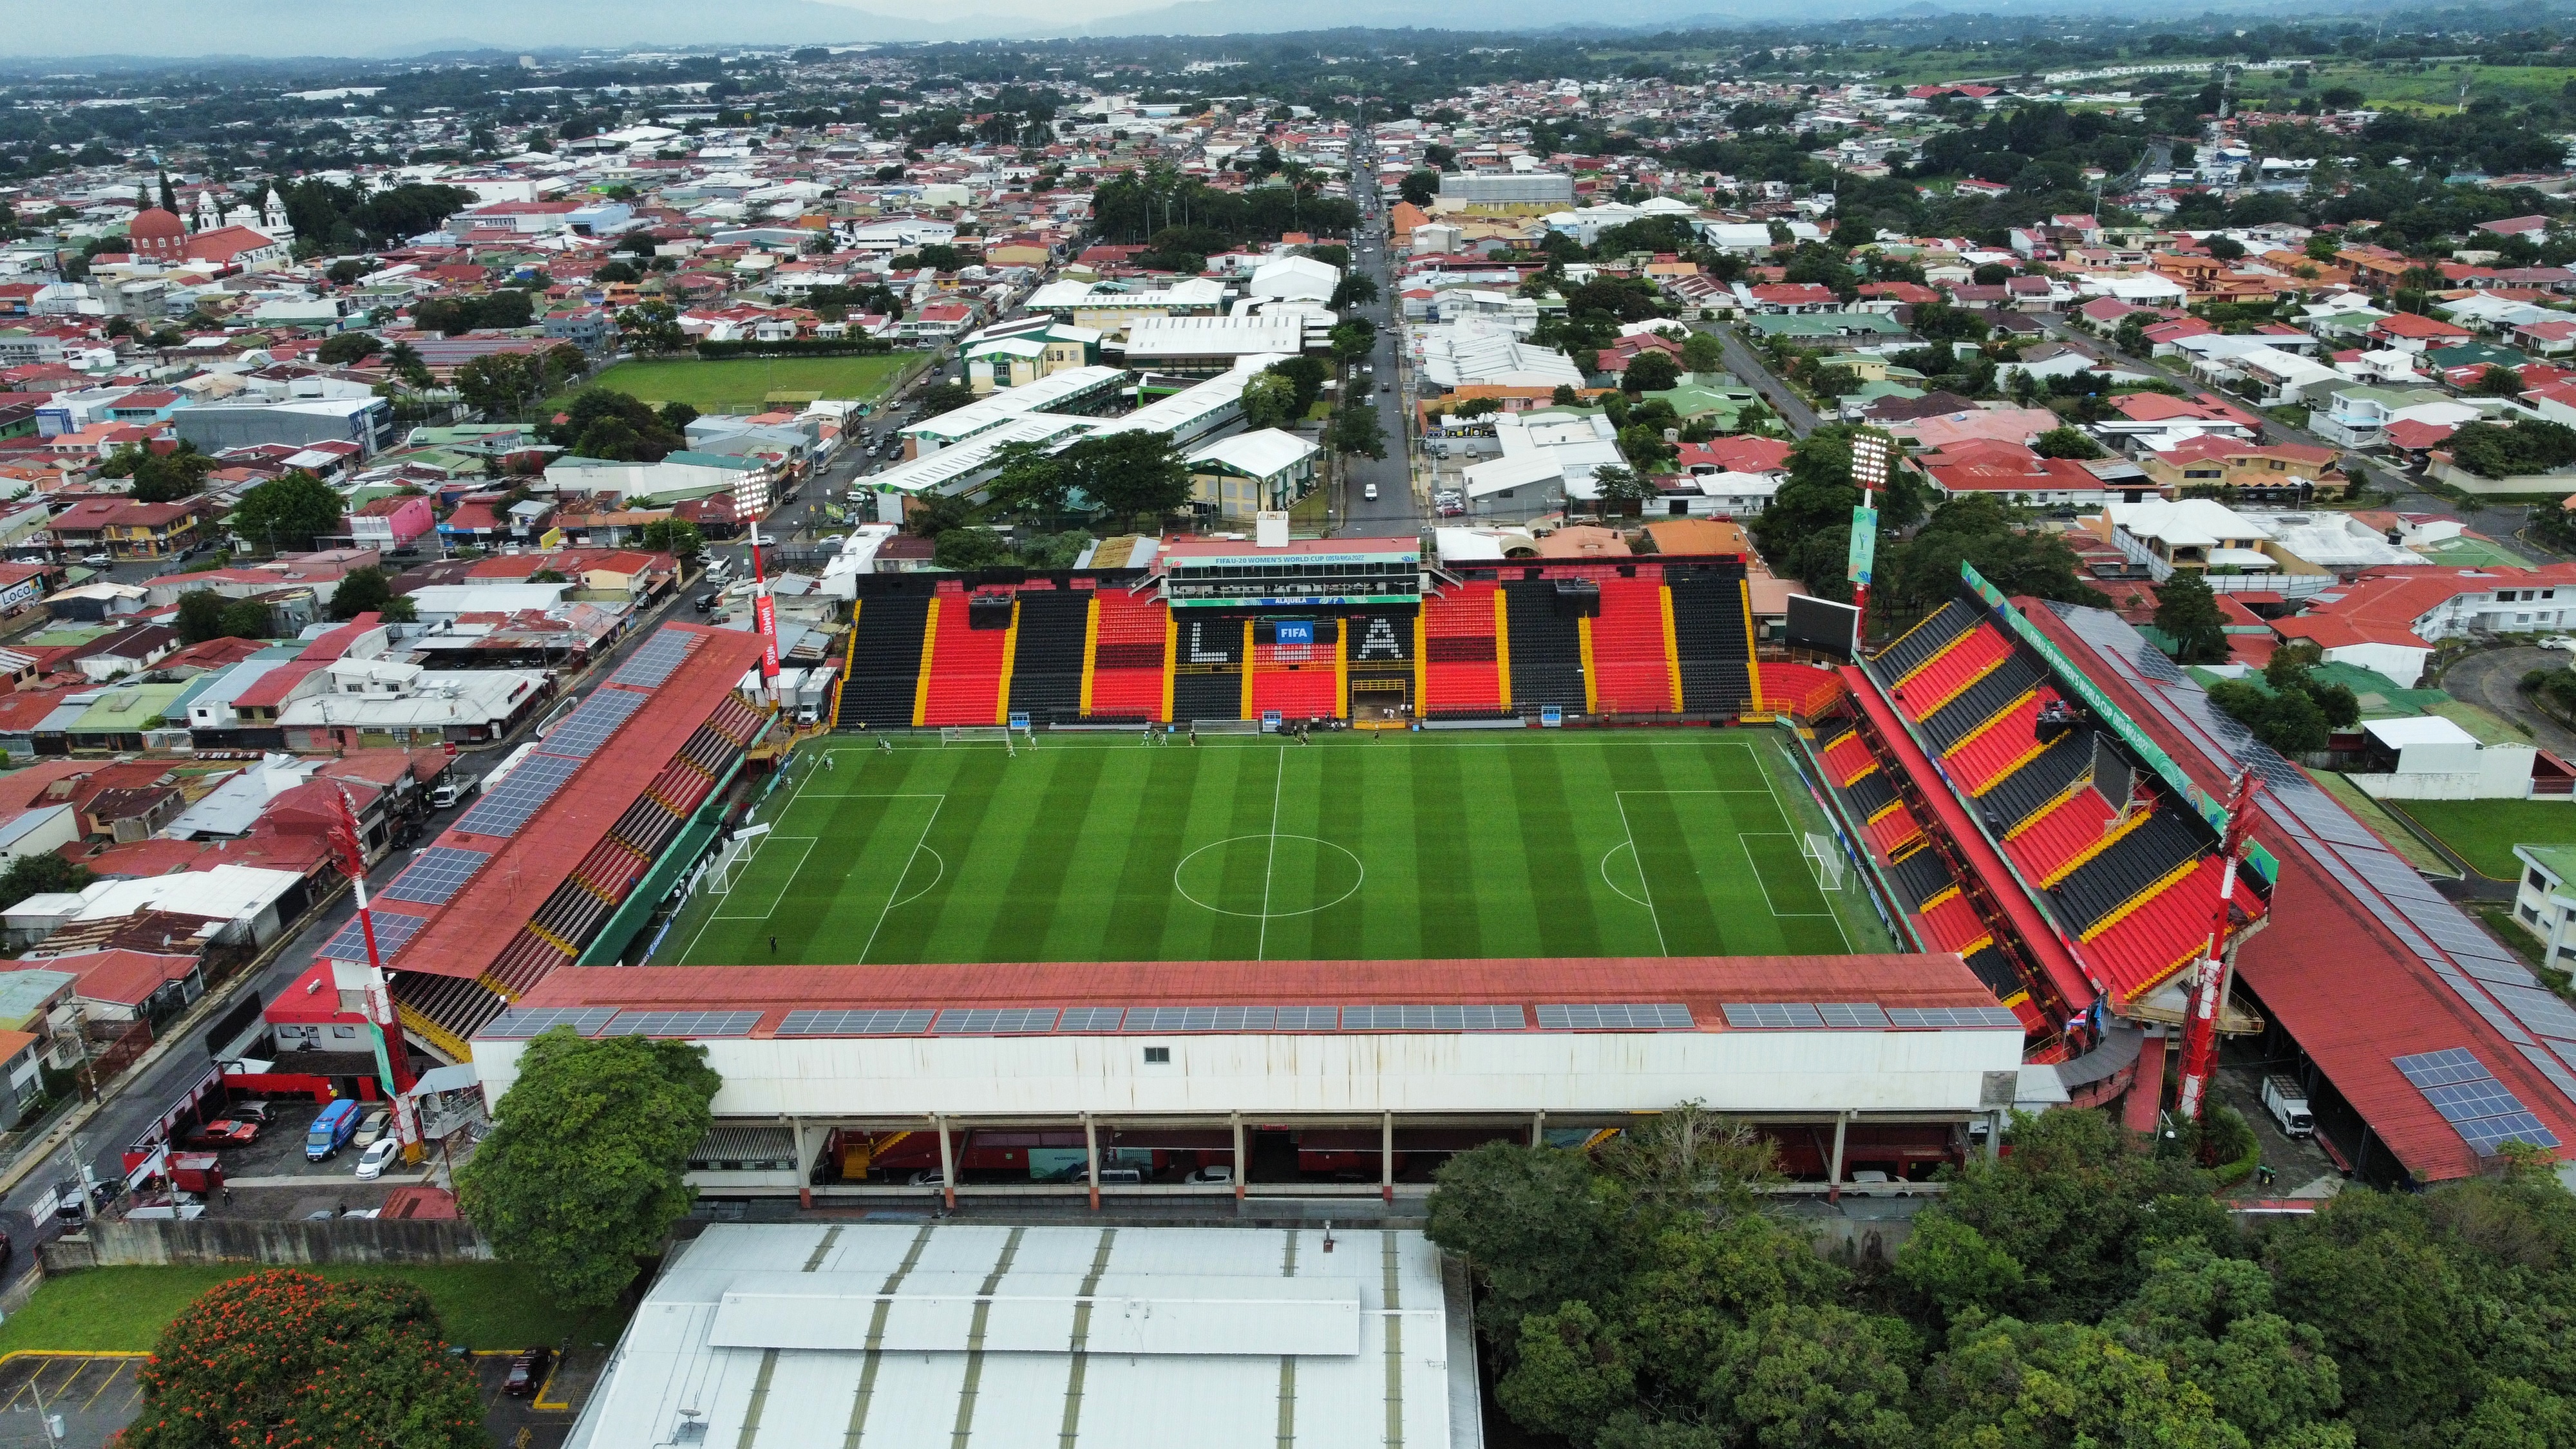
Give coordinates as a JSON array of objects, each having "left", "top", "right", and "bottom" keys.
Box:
[
  {"left": 234, "top": 472, "right": 346, "bottom": 554},
  {"left": 2473, "top": 365, "right": 2528, "bottom": 398},
  {"left": 658, "top": 401, "right": 699, "bottom": 434},
  {"left": 456, "top": 1028, "right": 720, "bottom": 1307},
  {"left": 551, "top": 389, "right": 684, "bottom": 462},
  {"left": 328, "top": 566, "right": 394, "bottom": 621},
  {"left": 1595, "top": 1102, "right": 1781, "bottom": 1215},
  {"left": 916, "top": 381, "right": 978, "bottom": 416},
  {"left": 2154, "top": 571, "right": 2230, "bottom": 663},
  {"left": 639, "top": 518, "right": 705, "bottom": 559},
  {"left": 316, "top": 331, "right": 381, "bottom": 366},
  {"left": 2206, "top": 234, "right": 2247, "bottom": 261},
  {"left": 451, "top": 353, "right": 545, "bottom": 418},
  {"left": 983, "top": 440, "right": 1072, "bottom": 522},
  {"left": 1329, "top": 403, "right": 1387, "bottom": 460},
  {"left": 1331, "top": 274, "right": 1381, "bottom": 310},
  {"left": 2032, "top": 426, "right": 2106, "bottom": 459},
  {"left": 1061, "top": 429, "right": 1191, "bottom": 525},
  {"left": 1590, "top": 463, "right": 1659, "bottom": 514},
  {"left": 1329, "top": 318, "right": 1378, "bottom": 364},
  {"left": 1239, "top": 371, "right": 1302, "bottom": 431},
  {"left": 616, "top": 301, "right": 685, "bottom": 355},
  {"left": 2306, "top": 231, "right": 2343, "bottom": 261},
  {"left": 118, "top": 1271, "right": 484, "bottom": 1449},
  {"left": 933, "top": 526, "right": 1012, "bottom": 570},
  {"left": 102, "top": 443, "right": 213, "bottom": 504},
  {"left": 1427, "top": 1144, "right": 1615, "bottom": 1334},
  {"left": 1623, "top": 351, "right": 1681, "bottom": 394},
  {"left": 0, "top": 853, "right": 90, "bottom": 912},
  {"left": 1681, "top": 332, "right": 1726, "bottom": 374},
  {"left": 1552, "top": 384, "right": 1582, "bottom": 406},
  {"left": 175, "top": 589, "right": 243, "bottom": 645},
  {"left": 1399, "top": 171, "right": 1439, "bottom": 207},
  {"left": 220, "top": 598, "right": 273, "bottom": 639},
  {"left": 383, "top": 341, "right": 430, "bottom": 388}
]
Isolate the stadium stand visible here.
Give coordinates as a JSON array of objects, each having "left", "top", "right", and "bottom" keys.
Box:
[
  {"left": 1668, "top": 569, "right": 1757, "bottom": 715},
  {"left": 1171, "top": 614, "right": 1247, "bottom": 722},
  {"left": 1419, "top": 583, "right": 1505, "bottom": 717},
  {"left": 1249, "top": 624, "right": 1343, "bottom": 723},
  {"left": 1501, "top": 580, "right": 1586, "bottom": 714},
  {"left": 1587, "top": 578, "right": 1680, "bottom": 715},
  {"left": 1085, "top": 586, "right": 1169, "bottom": 723},
  {"left": 835, "top": 591, "right": 931, "bottom": 730},
  {"left": 916, "top": 583, "right": 1016, "bottom": 727},
  {"left": 1005, "top": 585, "right": 1092, "bottom": 725}
]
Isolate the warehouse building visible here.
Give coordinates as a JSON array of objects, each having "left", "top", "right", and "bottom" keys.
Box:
[{"left": 564, "top": 1222, "right": 1476, "bottom": 1449}]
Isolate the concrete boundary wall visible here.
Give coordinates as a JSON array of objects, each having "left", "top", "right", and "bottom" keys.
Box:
[{"left": 42, "top": 1217, "right": 490, "bottom": 1270}]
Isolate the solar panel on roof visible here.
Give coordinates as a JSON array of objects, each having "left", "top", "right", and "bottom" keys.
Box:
[
  {"left": 1885, "top": 1006, "right": 2025, "bottom": 1028},
  {"left": 2424, "top": 1079, "right": 2527, "bottom": 1124},
  {"left": 611, "top": 630, "right": 701, "bottom": 689},
  {"left": 1272, "top": 1006, "right": 1341, "bottom": 1030},
  {"left": 2399, "top": 1048, "right": 2501, "bottom": 1087},
  {"left": 482, "top": 1007, "right": 616, "bottom": 1039},
  {"left": 1721, "top": 1003, "right": 1826, "bottom": 1030},
  {"left": 603, "top": 1010, "right": 762, "bottom": 1038},
  {"left": 1121, "top": 1006, "right": 1286, "bottom": 1032},
  {"left": 454, "top": 754, "right": 582, "bottom": 837},
  {"left": 1054, "top": 1007, "right": 1126, "bottom": 1032},
  {"left": 1533, "top": 1003, "right": 1696, "bottom": 1030},
  {"left": 2459, "top": 1113, "right": 2561, "bottom": 1155},
  {"left": 932, "top": 1007, "right": 1060, "bottom": 1034},
  {"left": 318, "top": 909, "right": 428, "bottom": 962},
  {"left": 380, "top": 846, "right": 491, "bottom": 907},
  {"left": 535, "top": 689, "right": 649, "bottom": 760},
  {"left": 1816, "top": 1003, "right": 1893, "bottom": 1028},
  {"left": 1338, "top": 1004, "right": 1524, "bottom": 1031},
  {"left": 775, "top": 1009, "right": 934, "bottom": 1037}
]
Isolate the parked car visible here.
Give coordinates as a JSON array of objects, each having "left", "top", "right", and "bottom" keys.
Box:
[
  {"left": 182, "top": 1120, "right": 260, "bottom": 1149},
  {"left": 505, "top": 1348, "right": 554, "bottom": 1397},
  {"left": 1184, "top": 1165, "right": 1233, "bottom": 1185},
  {"left": 907, "top": 1170, "right": 946, "bottom": 1187},
  {"left": 80, "top": 553, "right": 111, "bottom": 567},
  {"left": 1363, "top": 484, "right": 1379, "bottom": 501},
  {"left": 352, "top": 1137, "right": 401, "bottom": 1180},
  {"left": 306, "top": 1098, "right": 361, "bottom": 1161},
  {"left": 225, "top": 1100, "right": 275, "bottom": 1123},
  {"left": 2543, "top": 636, "right": 2576, "bottom": 652},
  {"left": 1842, "top": 1170, "right": 1914, "bottom": 1197},
  {"left": 354, "top": 1108, "right": 392, "bottom": 1148}
]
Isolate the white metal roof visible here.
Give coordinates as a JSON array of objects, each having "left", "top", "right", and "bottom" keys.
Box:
[{"left": 566, "top": 1223, "right": 1469, "bottom": 1449}]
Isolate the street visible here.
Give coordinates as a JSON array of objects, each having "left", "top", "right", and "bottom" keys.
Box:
[
  {"left": 1336, "top": 127, "right": 1420, "bottom": 537},
  {"left": 1701, "top": 321, "right": 1823, "bottom": 437}
]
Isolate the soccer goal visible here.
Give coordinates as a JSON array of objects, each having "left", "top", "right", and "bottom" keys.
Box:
[
  {"left": 1191, "top": 719, "right": 1262, "bottom": 735},
  {"left": 1802, "top": 832, "right": 1848, "bottom": 893},
  {"left": 940, "top": 726, "right": 1016, "bottom": 753},
  {"left": 699, "top": 823, "right": 772, "bottom": 896}
]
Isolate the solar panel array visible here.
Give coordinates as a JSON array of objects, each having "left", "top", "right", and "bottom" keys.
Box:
[
  {"left": 2394, "top": 1048, "right": 2563, "bottom": 1157},
  {"left": 933, "top": 1007, "right": 1063, "bottom": 1034},
  {"left": 611, "top": 630, "right": 701, "bottom": 690},
  {"left": 606, "top": 1009, "right": 762, "bottom": 1039},
  {"left": 317, "top": 909, "right": 428, "bottom": 963},
  {"left": 1340, "top": 1004, "right": 1524, "bottom": 1031},
  {"left": 536, "top": 689, "right": 648, "bottom": 760},
  {"left": 454, "top": 753, "right": 584, "bottom": 838},
  {"left": 380, "top": 847, "right": 491, "bottom": 907},
  {"left": 1886, "top": 1005, "right": 2026, "bottom": 1028},
  {"left": 1724, "top": 1002, "right": 1825, "bottom": 1029},
  {"left": 482, "top": 1007, "right": 617, "bottom": 1039},
  {"left": 2052, "top": 603, "right": 2576, "bottom": 1125},
  {"left": 1054, "top": 1007, "right": 1128, "bottom": 1032},
  {"left": 777, "top": 1009, "right": 936, "bottom": 1036},
  {"left": 1817, "top": 1003, "right": 1895, "bottom": 1028},
  {"left": 1535, "top": 1003, "right": 1696, "bottom": 1030}
]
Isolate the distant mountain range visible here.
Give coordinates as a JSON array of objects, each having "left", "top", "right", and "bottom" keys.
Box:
[{"left": 0, "top": 0, "right": 2439, "bottom": 61}]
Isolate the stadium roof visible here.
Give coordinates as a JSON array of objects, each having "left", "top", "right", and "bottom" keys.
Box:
[
  {"left": 500, "top": 953, "right": 2004, "bottom": 1033},
  {"left": 390, "top": 623, "right": 769, "bottom": 981},
  {"left": 2025, "top": 598, "right": 2576, "bottom": 1180}
]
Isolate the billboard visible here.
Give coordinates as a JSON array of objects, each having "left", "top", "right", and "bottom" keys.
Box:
[
  {"left": 1846, "top": 504, "right": 1879, "bottom": 585},
  {"left": 1786, "top": 594, "right": 1862, "bottom": 661},
  {"left": 1273, "top": 620, "right": 1316, "bottom": 645}
]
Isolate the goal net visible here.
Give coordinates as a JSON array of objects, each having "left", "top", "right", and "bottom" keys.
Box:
[
  {"left": 1803, "top": 833, "right": 1848, "bottom": 893},
  {"left": 940, "top": 726, "right": 1015, "bottom": 753},
  {"left": 1189, "top": 719, "right": 1262, "bottom": 735},
  {"left": 699, "top": 824, "right": 771, "bottom": 896}
]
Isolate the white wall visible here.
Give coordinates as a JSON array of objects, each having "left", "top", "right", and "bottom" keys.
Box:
[{"left": 2353, "top": 746, "right": 2541, "bottom": 800}]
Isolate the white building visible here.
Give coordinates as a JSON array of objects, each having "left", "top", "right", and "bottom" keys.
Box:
[
  {"left": 2351, "top": 715, "right": 2539, "bottom": 801},
  {"left": 562, "top": 1223, "right": 1476, "bottom": 1449}
]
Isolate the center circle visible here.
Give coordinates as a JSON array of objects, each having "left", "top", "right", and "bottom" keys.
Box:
[{"left": 1173, "top": 835, "right": 1366, "bottom": 918}]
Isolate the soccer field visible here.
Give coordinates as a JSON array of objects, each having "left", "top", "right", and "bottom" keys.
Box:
[
  {"left": 656, "top": 733, "right": 1889, "bottom": 966},
  {"left": 580, "top": 355, "right": 918, "bottom": 412}
]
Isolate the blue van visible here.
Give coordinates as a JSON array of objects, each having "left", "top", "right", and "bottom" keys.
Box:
[{"left": 306, "top": 1099, "right": 361, "bottom": 1161}]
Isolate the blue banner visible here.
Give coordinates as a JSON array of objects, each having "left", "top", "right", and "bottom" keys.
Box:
[{"left": 1273, "top": 620, "right": 1316, "bottom": 645}]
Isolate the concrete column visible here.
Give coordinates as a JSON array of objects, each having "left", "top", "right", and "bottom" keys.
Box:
[
  {"left": 1083, "top": 1113, "right": 1099, "bottom": 1212},
  {"left": 1381, "top": 1113, "right": 1395, "bottom": 1204},
  {"left": 934, "top": 1114, "right": 955, "bottom": 1212},
  {"left": 792, "top": 1117, "right": 812, "bottom": 1209},
  {"left": 1531, "top": 1109, "right": 1546, "bottom": 1149},
  {"left": 1825, "top": 1112, "right": 1850, "bottom": 1203},
  {"left": 1987, "top": 1110, "right": 2005, "bottom": 1160},
  {"left": 2125, "top": 1030, "right": 2168, "bottom": 1136},
  {"left": 1231, "top": 1113, "right": 1246, "bottom": 1202}
]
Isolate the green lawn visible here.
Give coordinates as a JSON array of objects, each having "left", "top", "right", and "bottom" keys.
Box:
[
  {"left": 2385, "top": 797, "right": 2576, "bottom": 880},
  {"left": 0, "top": 1264, "right": 628, "bottom": 1356},
  {"left": 579, "top": 355, "right": 917, "bottom": 414},
  {"left": 657, "top": 734, "right": 1888, "bottom": 965}
]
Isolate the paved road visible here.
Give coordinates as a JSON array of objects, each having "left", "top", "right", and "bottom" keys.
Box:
[
  {"left": 1336, "top": 127, "right": 1419, "bottom": 537},
  {"left": 2438, "top": 644, "right": 2576, "bottom": 761},
  {"left": 1700, "top": 321, "right": 1821, "bottom": 437},
  {"left": 0, "top": 580, "right": 701, "bottom": 1302}
]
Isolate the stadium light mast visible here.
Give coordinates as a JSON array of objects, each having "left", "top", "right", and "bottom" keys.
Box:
[
  {"left": 327, "top": 788, "right": 422, "bottom": 1162},
  {"left": 748, "top": 516, "right": 781, "bottom": 706},
  {"left": 1846, "top": 432, "right": 1890, "bottom": 649},
  {"left": 2174, "top": 770, "right": 2259, "bottom": 1125}
]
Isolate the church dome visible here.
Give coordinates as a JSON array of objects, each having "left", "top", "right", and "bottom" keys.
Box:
[{"left": 129, "top": 207, "right": 185, "bottom": 241}]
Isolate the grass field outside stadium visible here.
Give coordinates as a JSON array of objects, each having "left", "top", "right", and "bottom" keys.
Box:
[
  {"left": 576, "top": 354, "right": 920, "bottom": 413},
  {"left": 653, "top": 732, "right": 1894, "bottom": 967}
]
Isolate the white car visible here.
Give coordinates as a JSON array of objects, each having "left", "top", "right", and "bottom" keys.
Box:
[
  {"left": 2542, "top": 636, "right": 2576, "bottom": 652},
  {"left": 352, "top": 1137, "right": 401, "bottom": 1180},
  {"left": 1184, "top": 1165, "right": 1233, "bottom": 1184},
  {"left": 1842, "top": 1170, "right": 1914, "bottom": 1197},
  {"left": 1363, "top": 484, "right": 1379, "bottom": 501},
  {"left": 80, "top": 553, "right": 112, "bottom": 567}
]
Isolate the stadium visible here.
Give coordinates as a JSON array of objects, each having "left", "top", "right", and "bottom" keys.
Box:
[{"left": 251, "top": 525, "right": 2576, "bottom": 1219}]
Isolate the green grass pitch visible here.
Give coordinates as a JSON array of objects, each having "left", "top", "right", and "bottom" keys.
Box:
[
  {"left": 572, "top": 355, "right": 918, "bottom": 413},
  {"left": 655, "top": 733, "right": 1893, "bottom": 965}
]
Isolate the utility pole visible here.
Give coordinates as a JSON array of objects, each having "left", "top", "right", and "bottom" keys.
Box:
[
  {"left": 328, "top": 788, "right": 421, "bottom": 1162},
  {"left": 748, "top": 518, "right": 780, "bottom": 707},
  {"left": 2174, "top": 770, "right": 2260, "bottom": 1124}
]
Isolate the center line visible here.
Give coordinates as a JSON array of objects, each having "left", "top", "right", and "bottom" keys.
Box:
[{"left": 1257, "top": 746, "right": 1285, "bottom": 961}]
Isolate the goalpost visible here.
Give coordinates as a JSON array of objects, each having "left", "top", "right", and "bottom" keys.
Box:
[
  {"left": 940, "top": 725, "right": 1016, "bottom": 754},
  {"left": 1802, "top": 833, "right": 1848, "bottom": 893},
  {"left": 699, "top": 823, "right": 772, "bottom": 896}
]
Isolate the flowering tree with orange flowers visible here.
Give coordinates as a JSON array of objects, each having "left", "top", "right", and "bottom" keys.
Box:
[{"left": 119, "top": 1271, "right": 483, "bottom": 1449}]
